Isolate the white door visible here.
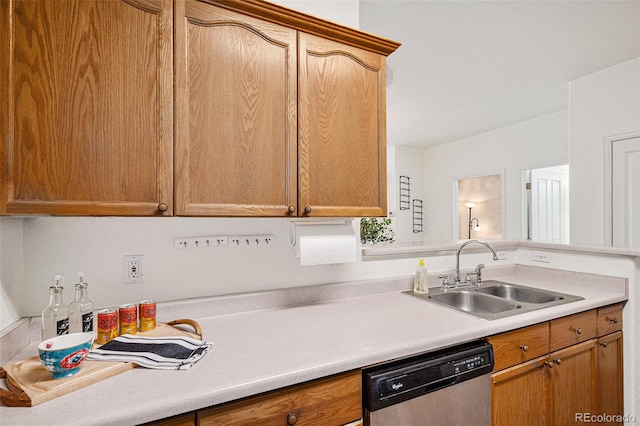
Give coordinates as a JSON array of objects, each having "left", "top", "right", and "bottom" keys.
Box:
[
  {"left": 530, "top": 165, "right": 569, "bottom": 243},
  {"left": 612, "top": 136, "right": 640, "bottom": 248}
]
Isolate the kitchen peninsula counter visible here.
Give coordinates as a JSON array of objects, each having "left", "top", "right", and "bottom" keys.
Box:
[{"left": 0, "top": 264, "right": 628, "bottom": 425}]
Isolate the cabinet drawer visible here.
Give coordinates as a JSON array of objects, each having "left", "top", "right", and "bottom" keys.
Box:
[
  {"left": 596, "top": 304, "right": 623, "bottom": 336},
  {"left": 198, "top": 370, "right": 361, "bottom": 426},
  {"left": 486, "top": 323, "right": 549, "bottom": 371},
  {"left": 549, "top": 310, "right": 596, "bottom": 352},
  {"left": 143, "top": 413, "right": 195, "bottom": 426}
]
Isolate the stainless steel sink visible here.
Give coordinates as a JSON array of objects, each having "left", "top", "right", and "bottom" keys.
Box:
[
  {"left": 405, "top": 280, "right": 583, "bottom": 320},
  {"left": 475, "top": 281, "right": 566, "bottom": 304},
  {"left": 429, "top": 291, "right": 521, "bottom": 315}
]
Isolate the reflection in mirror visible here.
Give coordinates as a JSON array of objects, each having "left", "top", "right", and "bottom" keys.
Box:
[
  {"left": 457, "top": 174, "right": 502, "bottom": 240},
  {"left": 524, "top": 164, "right": 569, "bottom": 243}
]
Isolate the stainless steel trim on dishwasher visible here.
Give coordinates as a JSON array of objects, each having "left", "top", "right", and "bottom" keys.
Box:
[{"left": 363, "top": 340, "right": 494, "bottom": 426}]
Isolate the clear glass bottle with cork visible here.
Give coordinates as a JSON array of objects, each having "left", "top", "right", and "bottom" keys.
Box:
[
  {"left": 41, "top": 275, "right": 69, "bottom": 339},
  {"left": 69, "top": 273, "right": 94, "bottom": 334}
]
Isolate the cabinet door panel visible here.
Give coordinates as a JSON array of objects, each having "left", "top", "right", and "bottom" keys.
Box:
[
  {"left": 175, "top": 0, "right": 297, "bottom": 216},
  {"left": 597, "top": 331, "right": 623, "bottom": 422},
  {"left": 3, "top": 0, "right": 173, "bottom": 215},
  {"left": 492, "top": 356, "right": 550, "bottom": 426},
  {"left": 298, "top": 33, "right": 386, "bottom": 217},
  {"left": 549, "top": 339, "right": 597, "bottom": 424}
]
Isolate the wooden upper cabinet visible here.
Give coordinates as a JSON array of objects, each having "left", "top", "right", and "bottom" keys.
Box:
[
  {"left": 175, "top": 0, "right": 297, "bottom": 216},
  {"left": 174, "top": 0, "right": 297, "bottom": 216},
  {"left": 175, "top": 0, "right": 398, "bottom": 217},
  {"left": 1, "top": 0, "right": 399, "bottom": 217},
  {"left": 1, "top": 0, "right": 174, "bottom": 215},
  {"left": 298, "top": 33, "right": 387, "bottom": 217}
]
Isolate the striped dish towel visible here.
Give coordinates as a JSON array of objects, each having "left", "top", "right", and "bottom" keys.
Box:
[{"left": 87, "top": 334, "right": 213, "bottom": 370}]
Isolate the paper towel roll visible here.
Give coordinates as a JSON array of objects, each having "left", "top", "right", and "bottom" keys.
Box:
[{"left": 295, "top": 223, "right": 358, "bottom": 266}]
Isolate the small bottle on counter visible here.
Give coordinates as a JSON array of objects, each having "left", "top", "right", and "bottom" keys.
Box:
[
  {"left": 69, "top": 273, "right": 94, "bottom": 334},
  {"left": 42, "top": 275, "right": 69, "bottom": 339},
  {"left": 413, "top": 259, "right": 429, "bottom": 294}
]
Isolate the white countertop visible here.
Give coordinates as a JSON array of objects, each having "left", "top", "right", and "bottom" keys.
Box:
[{"left": 0, "top": 265, "right": 628, "bottom": 425}]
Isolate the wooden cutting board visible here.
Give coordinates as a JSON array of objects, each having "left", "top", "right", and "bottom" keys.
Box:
[{"left": 0, "top": 319, "right": 202, "bottom": 407}]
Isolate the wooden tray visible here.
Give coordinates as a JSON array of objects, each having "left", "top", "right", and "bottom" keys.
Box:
[{"left": 0, "top": 319, "right": 202, "bottom": 407}]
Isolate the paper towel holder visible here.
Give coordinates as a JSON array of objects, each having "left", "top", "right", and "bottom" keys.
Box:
[{"left": 289, "top": 219, "right": 354, "bottom": 246}]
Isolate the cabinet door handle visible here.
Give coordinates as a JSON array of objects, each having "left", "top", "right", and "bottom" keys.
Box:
[
  {"left": 157, "top": 203, "right": 168, "bottom": 212},
  {"left": 303, "top": 206, "right": 312, "bottom": 214},
  {"left": 288, "top": 205, "right": 296, "bottom": 214},
  {"left": 287, "top": 413, "right": 298, "bottom": 425},
  {"left": 519, "top": 344, "right": 529, "bottom": 352},
  {"left": 553, "top": 358, "right": 562, "bottom": 365},
  {"left": 573, "top": 327, "right": 582, "bottom": 335},
  {"left": 599, "top": 341, "right": 608, "bottom": 348},
  {"left": 609, "top": 317, "right": 618, "bottom": 324},
  {"left": 544, "top": 361, "right": 554, "bottom": 368}
]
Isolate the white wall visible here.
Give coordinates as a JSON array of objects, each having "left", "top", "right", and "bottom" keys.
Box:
[
  {"left": 270, "top": 0, "right": 359, "bottom": 28},
  {"left": 569, "top": 58, "right": 640, "bottom": 246},
  {"left": 0, "top": 218, "right": 24, "bottom": 329},
  {"left": 392, "top": 145, "right": 426, "bottom": 243},
  {"left": 15, "top": 217, "right": 433, "bottom": 318},
  {"left": 422, "top": 110, "right": 569, "bottom": 243}
]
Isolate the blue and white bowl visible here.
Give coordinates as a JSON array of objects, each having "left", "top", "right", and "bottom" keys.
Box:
[{"left": 38, "top": 333, "right": 93, "bottom": 379}]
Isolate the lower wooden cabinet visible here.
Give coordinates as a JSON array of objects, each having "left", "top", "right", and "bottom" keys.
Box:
[
  {"left": 198, "top": 370, "right": 361, "bottom": 426},
  {"left": 492, "top": 356, "right": 550, "bottom": 426},
  {"left": 489, "top": 304, "right": 624, "bottom": 426},
  {"left": 548, "top": 339, "right": 598, "bottom": 424},
  {"left": 596, "top": 331, "right": 623, "bottom": 424}
]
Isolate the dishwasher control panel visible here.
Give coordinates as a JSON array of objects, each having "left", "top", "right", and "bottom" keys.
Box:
[
  {"left": 452, "top": 352, "right": 492, "bottom": 373},
  {"left": 363, "top": 340, "right": 494, "bottom": 412}
]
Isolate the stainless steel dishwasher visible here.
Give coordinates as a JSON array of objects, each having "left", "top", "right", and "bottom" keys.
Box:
[{"left": 363, "top": 340, "right": 494, "bottom": 426}]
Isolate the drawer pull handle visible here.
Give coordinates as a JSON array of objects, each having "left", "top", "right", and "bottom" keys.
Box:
[
  {"left": 599, "top": 341, "right": 608, "bottom": 348},
  {"left": 544, "top": 361, "right": 554, "bottom": 368},
  {"left": 609, "top": 317, "right": 618, "bottom": 324},
  {"left": 573, "top": 327, "right": 582, "bottom": 335},
  {"left": 553, "top": 358, "right": 562, "bottom": 365},
  {"left": 287, "top": 413, "right": 298, "bottom": 425},
  {"left": 519, "top": 344, "right": 529, "bottom": 352}
]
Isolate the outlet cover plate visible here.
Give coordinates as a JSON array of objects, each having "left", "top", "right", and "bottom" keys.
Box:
[
  {"left": 124, "top": 255, "right": 145, "bottom": 284},
  {"left": 532, "top": 251, "right": 551, "bottom": 263}
]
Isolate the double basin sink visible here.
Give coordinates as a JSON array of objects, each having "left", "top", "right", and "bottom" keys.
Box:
[{"left": 407, "top": 280, "right": 583, "bottom": 320}]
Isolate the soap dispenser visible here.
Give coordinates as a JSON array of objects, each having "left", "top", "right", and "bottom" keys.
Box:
[{"left": 413, "top": 259, "right": 429, "bottom": 294}]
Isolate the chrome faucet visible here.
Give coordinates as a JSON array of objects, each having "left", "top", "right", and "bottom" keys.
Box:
[{"left": 452, "top": 240, "right": 498, "bottom": 288}]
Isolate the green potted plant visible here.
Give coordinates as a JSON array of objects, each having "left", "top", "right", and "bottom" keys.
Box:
[{"left": 360, "top": 217, "right": 395, "bottom": 244}]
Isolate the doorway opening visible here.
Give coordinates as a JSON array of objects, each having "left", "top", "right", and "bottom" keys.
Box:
[
  {"left": 524, "top": 164, "right": 569, "bottom": 243},
  {"left": 606, "top": 134, "right": 640, "bottom": 248}
]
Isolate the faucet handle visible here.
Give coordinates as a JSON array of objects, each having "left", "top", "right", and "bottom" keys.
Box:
[
  {"left": 465, "top": 271, "right": 477, "bottom": 284},
  {"left": 474, "top": 263, "right": 486, "bottom": 286},
  {"left": 437, "top": 274, "right": 450, "bottom": 289}
]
